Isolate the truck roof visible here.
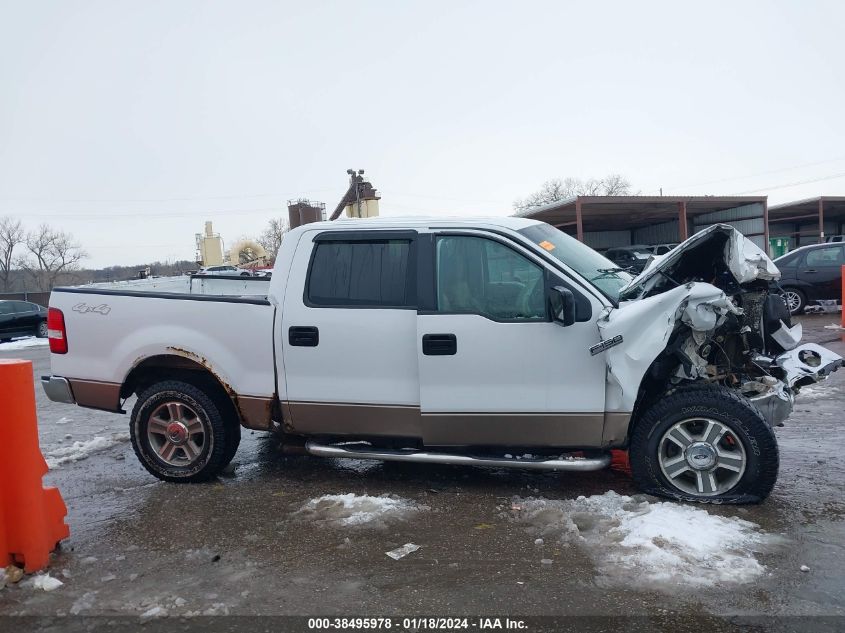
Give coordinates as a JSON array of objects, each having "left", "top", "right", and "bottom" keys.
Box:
[{"left": 288, "top": 215, "right": 543, "bottom": 234}]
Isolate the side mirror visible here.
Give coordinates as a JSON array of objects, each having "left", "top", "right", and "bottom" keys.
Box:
[{"left": 550, "top": 286, "right": 576, "bottom": 327}]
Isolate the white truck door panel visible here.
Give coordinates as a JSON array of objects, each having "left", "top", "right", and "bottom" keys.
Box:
[
  {"left": 279, "top": 230, "right": 421, "bottom": 437},
  {"left": 417, "top": 232, "right": 607, "bottom": 447}
]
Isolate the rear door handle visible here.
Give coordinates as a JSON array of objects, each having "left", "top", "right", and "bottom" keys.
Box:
[
  {"left": 289, "top": 326, "right": 319, "bottom": 347},
  {"left": 802, "top": 269, "right": 817, "bottom": 273},
  {"left": 422, "top": 333, "right": 457, "bottom": 356}
]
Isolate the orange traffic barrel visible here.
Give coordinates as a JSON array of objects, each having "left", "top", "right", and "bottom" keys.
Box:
[{"left": 0, "top": 359, "right": 69, "bottom": 572}]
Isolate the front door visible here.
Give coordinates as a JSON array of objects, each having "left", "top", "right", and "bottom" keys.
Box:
[
  {"left": 0, "top": 302, "right": 15, "bottom": 336},
  {"left": 417, "top": 231, "right": 608, "bottom": 448}
]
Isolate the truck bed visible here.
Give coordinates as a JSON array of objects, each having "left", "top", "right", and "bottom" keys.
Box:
[{"left": 48, "top": 280, "right": 277, "bottom": 413}]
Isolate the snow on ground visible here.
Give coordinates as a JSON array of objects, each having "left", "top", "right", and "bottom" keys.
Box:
[
  {"left": 0, "top": 336, "right": 48, "bottom": 350},
  {"left": 796, "top": 384, "right": 839, "bottom": 401},
  {"left": 509, "top": 491, "right": 781, "bottom": 589},
  {"left": 293, "top": 493, "right": 427, "bottom": 528},
  {"left": 44, "top": 433, "right": 130, "bottom": 469}
]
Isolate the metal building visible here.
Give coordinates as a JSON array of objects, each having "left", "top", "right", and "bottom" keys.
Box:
[
  {"left": 767, "top": 196, "right": 845, "bottom": 250},
  {"left": 515, "top": 195, "right": 769, "bottom": 251}
]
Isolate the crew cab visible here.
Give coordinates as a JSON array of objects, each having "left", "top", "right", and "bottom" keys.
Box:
[{"left": 42, "top": 218, "right": 843, "bottom": 503}]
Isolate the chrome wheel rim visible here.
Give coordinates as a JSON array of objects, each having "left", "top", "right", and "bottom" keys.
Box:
[
  {"left": 38, "top": 321, "right": 48, "bottom": 337},
  {"left": 147, "top": 401, "right": 206, "bottom": 466},
  {"left": 783, "top": 291, "right": 801, "bottom": 313},
  {"left": 657, "top": 417, "right": 746, "bottom": 496}
]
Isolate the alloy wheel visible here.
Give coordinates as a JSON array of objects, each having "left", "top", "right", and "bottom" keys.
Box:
[
  {"left": 657, "top": 417, "right": 746, "bottom": 496},
  {"left": 147, "top": 401, "right": 206, "bottom": 466}
]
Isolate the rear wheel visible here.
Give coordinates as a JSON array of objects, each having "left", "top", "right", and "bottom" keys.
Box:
[
  {"left": 130, "top": 380, "right": 235, "bottom": 482},
  {"left": 629, "top": 384, "right": 779, "bottom": 504},
  {"left": 37, "top": 320, "right": 48, "bottom": 338}
]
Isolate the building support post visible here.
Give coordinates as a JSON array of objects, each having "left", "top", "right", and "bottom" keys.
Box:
[
  {"left": 575, "top": 198, "right": 584, "bottom": 242},
  {"left": 763, "top": 198, "right": 770, "bottom": 249},
  {"left": 678, "top": 201, "right": 688, "bottom": 241},
  {"left": 818, "top": 198, "right": 825, "bottom": 243}
]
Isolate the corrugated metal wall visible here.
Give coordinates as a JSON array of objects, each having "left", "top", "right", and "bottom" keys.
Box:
[
  {"left": 768, "top": 219, "right": 840, "bottom": 248},
  {"left": 583, "top": 230, "right": 631, "bottom": 250},
  {"left": 632, "top": 220, "right": 679, "bottom": 245},
  {"left": 692, "top": 203, "right": 765, "bottom": 249}
]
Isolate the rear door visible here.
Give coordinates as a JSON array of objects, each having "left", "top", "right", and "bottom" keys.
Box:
[
  {"left": 798, "top": 245, "right": 845, "bottom": 302},
  {"left": 416, "top": 230, "right": 608, "bottom": 448},
  {"left": 279, "top": 229, "right": 422, "bottom": 438}
]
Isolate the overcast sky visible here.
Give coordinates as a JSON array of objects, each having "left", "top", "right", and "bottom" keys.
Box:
[{"left": 1, "top": 1, "right": 844, "bottom": 267}]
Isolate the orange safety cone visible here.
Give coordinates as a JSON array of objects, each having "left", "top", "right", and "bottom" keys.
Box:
[{"left": 0, "top": 359, "right": 69, "bottom": 572}]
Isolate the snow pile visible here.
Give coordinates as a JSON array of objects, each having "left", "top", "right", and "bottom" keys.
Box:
[
  {"left": 509, "top": 491, "right": 779, "bottom": 588},
  {"left": 45, "top": 433, "right": 130, "bottom": 468},
  {"left": 0, "top": 336, "right": 48, "bottom": 350},
  {"left": 797, "top": 385, "right": 839, "bottom": 401},
  {"left": 293, "top": 493, "right": 427, "bottom": 528},
  {"left": 29, "top": 573, "right": 63, "bottom": 592}
]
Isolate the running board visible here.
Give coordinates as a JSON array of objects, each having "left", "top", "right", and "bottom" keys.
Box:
[{"left": 304, "top": 442, "right": 611, "bottom": 472}]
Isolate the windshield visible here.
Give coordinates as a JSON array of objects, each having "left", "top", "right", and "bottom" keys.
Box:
[{"left": 517, "top": 223, "right": 633, "bottom": 302}]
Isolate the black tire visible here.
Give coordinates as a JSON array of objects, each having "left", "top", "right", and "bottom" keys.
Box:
[
  {"left": 130, "top": 380, "right": 232, "bottom": 483},
  {"left": 36, "top": 320, "right": 48, "bottom": 338},
  {"left": 781, "top": 287, "right": 806, "bottom": 315},
  {"left": 629, "top": 383, "right": 779, "bottom": 504}
]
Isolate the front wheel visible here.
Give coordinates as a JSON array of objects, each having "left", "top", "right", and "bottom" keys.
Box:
[
  {"left": 130, "top": 380, "right": 234, "bottom": 482},
  {"left": 629, "top": 384, "right": 779, "bottom": 504},
  {"left": 781, "top": 288, "right": 806, "bottom": 315}
]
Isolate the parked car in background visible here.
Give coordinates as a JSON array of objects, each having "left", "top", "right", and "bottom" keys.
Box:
[
  {"left": 825, "top": 235, "right": 844, "bottom": 243},
  {"left": 195, "top": 265, "right": 252, "bottom": 277},
  {"left": 0, "top": 300, "right": 48, "bottom": 342},
  {"left": 604, "top": 244, "right": 680, "bottom": 273},
  {"left": 604, "top": 245, "right": 654, "bottom": 272},
  {"left": 775, "top": 242, "right": 845, "bottom": 313}
]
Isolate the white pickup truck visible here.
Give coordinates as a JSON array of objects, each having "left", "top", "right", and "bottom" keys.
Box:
[{"left": 42, "top": 217, "right": 842, "bottom": 503}]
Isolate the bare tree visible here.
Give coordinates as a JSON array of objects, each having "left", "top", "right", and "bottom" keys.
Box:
[
  {"left": 17, "top": 224, "right": 87, "bottom": 291},
  {"left": 513, "top": 174, "right": 633, "bottom": 213},
  {"left": 257, "top": 218, "right": 289, "bottom": 263},
  {"left": 0, "top": 216, "right": 25, "bottom": 291}
]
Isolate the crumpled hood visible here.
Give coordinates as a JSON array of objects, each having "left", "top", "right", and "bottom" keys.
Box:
[{"left": 619, "top": 224, "right": 780, "bottom": 301}]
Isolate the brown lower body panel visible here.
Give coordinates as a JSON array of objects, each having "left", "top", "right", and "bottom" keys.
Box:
[
  {"left": 601, "top": 411, "right": 632, "bottom": 448},
  {"left": 236, "top": 395, "right": 275, "bottom": 431},
  {"left": 421, "top": 412, "right": 604, "bottom": 447},
  {"left": 285, "top": 401, "right": 421, "bottom": 438},
  {"left": 284, "top": 401, "right": 631, "bottom": 448},
  {"left": 67, "top": 378, "right": 122, "bottom": 412}
]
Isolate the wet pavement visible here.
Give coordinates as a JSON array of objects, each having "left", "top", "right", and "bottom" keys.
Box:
[{"left": 1, "top": 314, "right": 844, "bottom": 629}]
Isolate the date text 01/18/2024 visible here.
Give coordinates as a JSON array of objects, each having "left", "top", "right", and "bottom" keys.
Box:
[{"left": 307, "top": 618, "right": 528, "bottom": 630}]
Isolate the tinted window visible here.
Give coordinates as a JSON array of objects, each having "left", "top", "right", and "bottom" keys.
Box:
[
  {"left": 436, "top": 235, "right": 546, "bottom": 321},
  {"left": 775, "top": 251, "right": 800, "bottom": 267},
  {"left": 307, "top": 239, "right": 413, "bottom": 307},
  {"left": 805, "top": 246, "right": 844, "bottom": 267},
  {"left": 12, "top": 301, "right": 34, "bottom": 313},
  {"left": 0, "top": 303, "right": 13, "bottom": 315}
]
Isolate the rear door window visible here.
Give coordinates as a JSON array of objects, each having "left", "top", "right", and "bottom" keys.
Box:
[
  {"left": 805, "top": 246, "right": 844, "bottom": 267},
  {"left": 307, "top": 239, "right": 414, "bottom": 308}
]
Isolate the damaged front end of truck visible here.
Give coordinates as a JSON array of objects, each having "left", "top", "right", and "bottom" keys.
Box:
[{"left": 599, "top": 224, "right": 844, "bottom": 429}]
